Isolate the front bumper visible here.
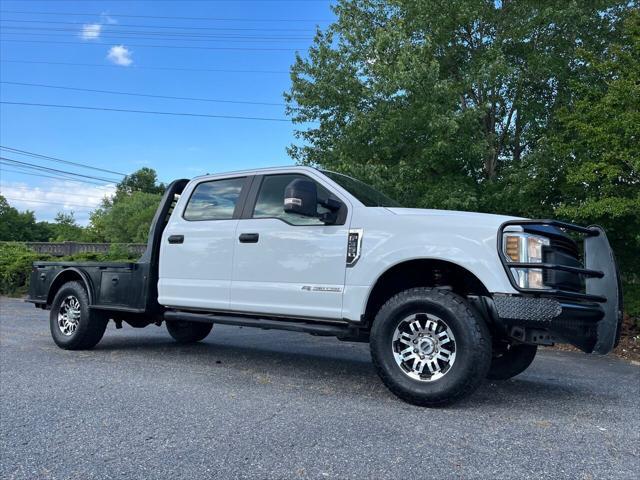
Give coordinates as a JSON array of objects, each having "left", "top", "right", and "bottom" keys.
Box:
[{"left": 493, "top": 221, "right": 623, "bottom": 354}]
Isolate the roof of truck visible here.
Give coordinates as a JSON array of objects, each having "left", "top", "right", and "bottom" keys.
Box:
[{"left": 191, "top": 165, "right": 317, "bottom": 180}]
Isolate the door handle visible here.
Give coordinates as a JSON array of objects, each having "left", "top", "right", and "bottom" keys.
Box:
[
  {"left": 239, "top": 233, "right": 259, "bottom": 243},
  {"left": 168, "top": 235, "right": 184, "bottom": 244}
]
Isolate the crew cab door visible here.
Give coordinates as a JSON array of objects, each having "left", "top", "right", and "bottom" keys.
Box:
[
  {"left": 158, "top": 176, "right": 249, "bottom": 310},
  {"left": 231, "top": 173, "right": 351, "bottom": 319}
]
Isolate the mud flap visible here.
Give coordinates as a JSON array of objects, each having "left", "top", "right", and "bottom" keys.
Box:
[{"left": 584, "top": 226, "right": 622, "bottom": 354}]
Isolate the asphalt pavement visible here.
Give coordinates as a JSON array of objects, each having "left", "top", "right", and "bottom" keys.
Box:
[{"left": 1, "top": 297, "right": 638, "bottom": 479}]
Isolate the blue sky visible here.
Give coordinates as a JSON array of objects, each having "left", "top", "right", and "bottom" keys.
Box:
[{"left": 0, "top": 0, "right": 335, "bottom": 223}]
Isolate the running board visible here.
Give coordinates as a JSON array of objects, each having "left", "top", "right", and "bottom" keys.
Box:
[{"left": 164, "top": 311, "right": 351, "bottom": 337}]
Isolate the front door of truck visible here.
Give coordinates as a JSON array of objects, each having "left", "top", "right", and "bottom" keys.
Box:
[
  {"left": 230, "top": 173, "right": 350, "bottom": 319},
  {"left": 158, "top": 176, "right": 250, "bottom": 310}
]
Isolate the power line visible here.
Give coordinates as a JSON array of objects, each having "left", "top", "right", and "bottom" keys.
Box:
[
  {"left": 0, "top": 30, "right": 310, "bottom": 45},
  {"left": 0, "top": 59, "right": 290, "bottom": 75},
  {"left": 1, "top": 196, "right": 98, "bottom": 209},
  {"left": 0, "top": 37, "right": 302, "bottom": 52},
  {"left": 0, "top": 101, "right": 292, "bottom": 122},
  {"left": 0, "top": 167, "right": 116, "bottom": 187},
  {"left": 0, "top": 145, "right": 127, "bottom": 176},
  {"left": 1, "top": 81, "right": 286, "bottom": 107},
  {"left": 0, "top": 24, "right": 312, "bottom": 40},
  {"left": 0, "top": 18, "right": 318, "bottom": 32},
  {"left": 0, "top": 184, "right": 111, "bottom": 200},
  {"left": 0, "top": 162, "right": 118, "bottom": 186},
  {"left": 0, "top": 157, "right": 122, "bottom": 183},
  {"left": 0, "top": 9, "right": 331, "bottom": 23}
]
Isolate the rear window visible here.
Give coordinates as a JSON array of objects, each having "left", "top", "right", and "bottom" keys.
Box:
[{"left": 183, "top": 177, "right": 245, "bottom": 221}]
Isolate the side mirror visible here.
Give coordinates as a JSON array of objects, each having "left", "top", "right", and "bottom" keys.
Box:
[{"left": 284, "top": 179, "right": 318, "bottom": 217}]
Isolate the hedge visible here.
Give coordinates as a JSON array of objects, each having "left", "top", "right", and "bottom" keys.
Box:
[{"left": 0, "top": 242, "right": 138, "bottom": 296}]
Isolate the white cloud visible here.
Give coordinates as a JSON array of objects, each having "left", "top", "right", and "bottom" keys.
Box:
[
  {"left": 101, "top": 12, "right": 118, "bottom": 24},
  {"left": 0, "top": 181, "right": 116, "bottom": 225},
  {"left": 107, "top": 45, "right": 133, "bottom": 66},
  {"left": 80, "top": 23, "right": 102, "bottom": 40}
]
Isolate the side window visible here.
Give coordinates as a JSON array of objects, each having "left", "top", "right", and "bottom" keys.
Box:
[
  {"left": 183, "top": 177, "right": 245, "bottom": 221},
  {"left": 252, "top": 174, "right": 332, "bottom": 226}
]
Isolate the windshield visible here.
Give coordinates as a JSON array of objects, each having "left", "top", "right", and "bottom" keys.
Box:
[{"left": 322, "top": 171, "right": 402, "bottom": 207}]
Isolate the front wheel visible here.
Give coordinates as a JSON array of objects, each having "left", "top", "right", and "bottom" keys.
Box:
[
  {"left": 370, "top": 288, "right": 491, "bottom": 407},
  {"left": 166, "top": 320, "right": 213, "bottom": 344}
]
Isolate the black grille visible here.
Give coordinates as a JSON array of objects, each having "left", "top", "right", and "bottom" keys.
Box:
[
  {"left": 543, "top": 237, "right": 584, "bottom": 292},
  {"left": 549, "top": 236, "right": 580, "bottom": 258}
]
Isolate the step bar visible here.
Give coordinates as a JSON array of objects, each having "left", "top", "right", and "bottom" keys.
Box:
[{"left": 164, "top": 310, "right": 357, "bottom": 338}]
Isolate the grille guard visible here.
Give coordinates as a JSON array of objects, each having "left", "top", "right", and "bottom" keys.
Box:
[{"left": 497, "top": 220, "right": 623, "bottom": 354}]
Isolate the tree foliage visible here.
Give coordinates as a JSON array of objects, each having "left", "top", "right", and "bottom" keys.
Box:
[
  {"left": 116, "top": 167, "right": 165, "bottom": 198},
  {"left": 50, "top": 211, "right": 86, "bottom": 242},
  {"left": 0, "top": 195, "right": 54, "bottom": 241},
  {"left": 87, "top": 168, "right": 164, "bottom": 243},
  {"left": 286, "top": 0, "right": 638, "bottom": 282},
  {"left": 553, "top": 10, "right": 640, "bottom": 275},
  {"left": 88, "top": 191, "right": 161, "bottom": 243}
]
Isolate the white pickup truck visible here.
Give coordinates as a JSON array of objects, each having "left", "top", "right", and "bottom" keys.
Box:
[{"left": 27, "top": 166, "right": 622, "bottom": 406}]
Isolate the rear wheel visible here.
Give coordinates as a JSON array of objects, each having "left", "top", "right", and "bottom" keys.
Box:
[
  {"left": 487, "top": 342, "right": 537, "bottom": 380},
  {"left": 370, "top": 288, "right": 491, "bottom": 407},
  {"left": 50, "top": 281, "right": 108, "bottom": 350},
  {"left": 166, "top": 320, "right": 213, "bottom": 344}
]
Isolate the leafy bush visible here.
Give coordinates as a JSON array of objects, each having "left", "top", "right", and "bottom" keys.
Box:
[
  {"left": 623, "top": 281, "right": 640, "bottom": 327},
  {"left": 0, "top": 243, "right": 52, "bottom": 295},
  {"left": 0, "top": 243, "right": 138, "bottom": 296}
]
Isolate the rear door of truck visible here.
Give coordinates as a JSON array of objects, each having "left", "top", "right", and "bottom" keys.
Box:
[{"left": 157, "top": 175, "right": 251, "bottom": 310}]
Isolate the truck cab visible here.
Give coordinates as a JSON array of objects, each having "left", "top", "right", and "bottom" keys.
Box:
[{"left": 28, "top": 166, "right": 622, "bottom": 406}]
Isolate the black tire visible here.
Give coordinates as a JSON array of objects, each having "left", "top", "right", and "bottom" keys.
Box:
[
  {"left": 166, "top": 320, "right": 213, "bottom": 344},
  {"left": 50, "top": 281, "right": 108, "bottom": 350},
  {"left": 487, "top": 342, "right": 537, "bottom": 380},
  {"left": 370, "top": 288, "right": 491, "bottom": 407}
]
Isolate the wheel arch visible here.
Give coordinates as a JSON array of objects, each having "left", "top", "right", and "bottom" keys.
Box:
[
  {"left": 47, "top": 268, "right": 95, "bottom": 306},
  {"left": 362, "top": 258, "right": 491, "bottom": 325}
]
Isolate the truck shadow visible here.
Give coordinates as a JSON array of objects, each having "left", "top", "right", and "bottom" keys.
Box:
[{"left": 92, "top": 328, "right": 600, "bottom": 409}]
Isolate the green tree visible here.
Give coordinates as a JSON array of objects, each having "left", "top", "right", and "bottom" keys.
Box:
[
  {"left": 286, "top": 0, "right": 630, "bottom": 210},
  {"left": 0, "top": 195, "right": 52, "bottom": 241},
  {"left": 116, "top": 167, "right": 165, "bottom": 197},
  {"left": 90, "top": 191, "right": 161, "bottom": 243},
  {"left": 286, "top": 0, "right": 638, "bottom": 314},
  {"left": 50, "top": 211, "right": 86, "bottom": 242},
  {"left": 552, "top": 10, "right": 640, "bottom": 279},
  {"left": 87, "top": 168, "right": 164, "bottom": 243}
]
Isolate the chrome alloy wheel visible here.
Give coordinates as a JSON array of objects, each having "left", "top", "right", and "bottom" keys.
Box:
[
  {"left": 391, "top": 313, "right": 457, "bottom": 382},
  {"left": 57, "top": 295, "right": 81, "bottom": 336}
]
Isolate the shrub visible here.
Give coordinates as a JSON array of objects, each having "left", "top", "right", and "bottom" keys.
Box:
[
  {"left": 0, "top": 243, "right": 139, "bottom": 296},
  {"left": 623, "top": 281, "right": 640, "bottom": 328},
  {"left": 0, "top": 243, "right": 52, "bottom": 295}
]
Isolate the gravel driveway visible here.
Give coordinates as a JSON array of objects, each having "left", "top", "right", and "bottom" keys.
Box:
[{"left": 1, "top": 297, "right": 638, "bottom": 479}]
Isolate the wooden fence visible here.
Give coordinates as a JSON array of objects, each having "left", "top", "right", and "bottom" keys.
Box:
[{"left": 13, "top": 242, "right": 147, "bottom": 257}]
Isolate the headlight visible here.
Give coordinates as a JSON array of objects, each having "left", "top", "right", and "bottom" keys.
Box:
[{"left": 502, "top": 233, "right": 550, "bottom": 289}]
